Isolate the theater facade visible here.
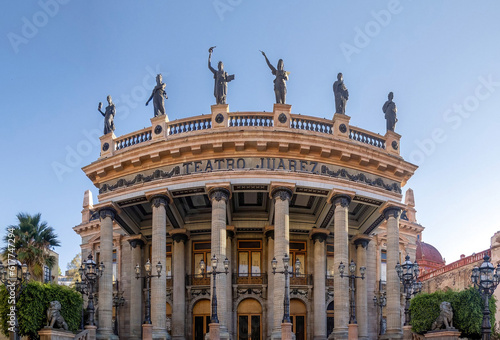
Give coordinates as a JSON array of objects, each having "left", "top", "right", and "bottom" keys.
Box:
[{"left": 74, "top": 102, "right": 420, "bottom": 340}]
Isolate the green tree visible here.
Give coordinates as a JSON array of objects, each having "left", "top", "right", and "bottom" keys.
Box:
[
  {"left": 66, "top": 253, "right": 81, "bottom": 286},
  {"left": 2, "top": 213, "right": 61, "bottom": 281}
]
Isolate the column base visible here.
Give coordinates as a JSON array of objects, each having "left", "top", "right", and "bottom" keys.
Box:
[
  {"left": 84, "top": 325, "right": 97, "bottom": 340},
  {"left": 142, "top": 324, "right": 153, "bottom": 340},
  {"left": 152, "top": 328, "right": 171, "bottom": 340},
  {"left": 348, "top": 324, "right": 358, "bottom": 340},
  {"left": 96, "top": 329, "right": 118, "bottom": 340},
  {"left": 328, "top": 328, "right": 348, "bottom": 340},
  {"left": 380, "top": 330, "right": 403, "bottom": 340},
  {"left": 209, "top": 323, "right": 220, "bottom": 340},
  {"left": 281, "top": 322, "right": 295, "bottom": 340}
]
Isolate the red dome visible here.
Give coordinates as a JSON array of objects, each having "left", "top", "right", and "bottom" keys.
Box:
[{"left": 416, "top": 240, "right": 445, "bottom": 265}]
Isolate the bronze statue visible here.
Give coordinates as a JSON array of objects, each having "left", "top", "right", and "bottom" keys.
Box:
[
  {"left": 47, "top": 301, "right": 69, "bottom": 330},
  {"left": 431, "top": 301, "right": 454, "bottom": 330},
  {"left": 146, "top": 74, "right": 168, "bottom": 117},
  {"left": 208, "top": 46, "right": 234, "bottom": 105},
  {"left": 383, "top": 92, "right": 398, "bottom": 132},
  {"left": 98, "top": 95, "right": 116, "bottom": 135},
  {"left": 333, "top": 73, "right": 349, "bottom": 114},
  {"left": 260, "top": 51, "right": 289, "bottom": 104}
]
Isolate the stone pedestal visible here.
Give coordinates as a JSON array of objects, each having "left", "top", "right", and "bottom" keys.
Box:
[
  {"left": 142, "top": 324, "right": 153, "bottom": 340},
  {"left": 403, "top": 325, "right": 412, "bottom": 340},
  {"left": 84, "top": 325, "right": 97, "bottom": 340},
  {"left": 424, "top": 329, "right": 461, "bottom": 340},
  {"left": 348, "top": 324, "right": 358, "bottom": 340},
  {"left": 38, "top": 327, "right": 75, "bottom": 340},
  {"left": 209, "top": 323, "right": 220, "bottom": 340},
  {"left": 281, "top": 323, "right": 293, "bottom": 340}
]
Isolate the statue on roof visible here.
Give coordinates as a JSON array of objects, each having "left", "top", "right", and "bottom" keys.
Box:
[
  {"left": 260, "top": 51, "right": 289, "bottom": 104},
  {"left": 146, "top": 74, "right": 168, "bottom": 117},
  {"left": 208, "top": 46, "right": 234, "bottom": 105},
  {"left": 383, "top": 92, "right": 398, "bottom": 132},
  {"left": 98, "top": 95, "right": 115, "bottom": 135},
  {"left": 333, "top": 73, "right": 349, "bottom": 114}
]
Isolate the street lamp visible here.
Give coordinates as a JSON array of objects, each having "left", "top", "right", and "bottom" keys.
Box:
[
  {"left": 135, "top": 259, "right": 162, "bottom": 324},
  {"left": 396, "top": 255, "right": 421, "bottom": 326},
  {"left": 373, "top": 292, "right": 387, "bottom": 335},
  {"left": 271, "top": 254, "right": 301, "bottom": 323},
  {"left": 471, "top": 254, "right": 500, "bottom": 340},
  {"left": 112, "top": 280, "right": 125, "bottom": 336},
  {"left": 200, "top": 255, "right": 229, "bottom": 324},
  {"left": 76, "top": 253, "right": 104, "bottom": 327},
  {"left": 0, "top": 253, "right": 30, "bottom": 340},
  {"left": 339, "top": 259, "right": 366, "bottom": 324}
]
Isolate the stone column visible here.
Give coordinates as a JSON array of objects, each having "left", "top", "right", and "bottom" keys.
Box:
[
  {"left": 150, "top": 195, "right": 170, "bottom": 340},
  {"left": 129, "top": 238, "right": 144, "bottom": 340},
  {"left": 384, "top": 207, "right": 402, "bottom": 339},
  {"left": 171, "top": 231, "right": 188, "bottom": 340},
  {"left": 330, "top": 195, "right": 351, "bottom": 340},
  {"left": 208, "top": 187, "right": 231, "bottom": 339},
  {"left": 270, "top": 187, "right": 293, "bottom": 340},
  {"left": 366, "top": 238, "right": 378, "bottom": 339},
  {"left": 98, "top": 208, "right": 117, "bottom": 340},
  {"left": 354, "top": 238, "right": 370, "bottom": 340},
  {"left": 226, "top": 227, "right": 234, "bottom": 339},
  {"left": 311, "top": 229, "right": 329, "bottom": 340},
  {"left": 266, "top": 228, "right": 275, "bottom": 339}
]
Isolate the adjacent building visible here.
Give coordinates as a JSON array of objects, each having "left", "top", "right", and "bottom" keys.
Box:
[{"left": 74, "top": 102, "right": 421, "bottom": 340}]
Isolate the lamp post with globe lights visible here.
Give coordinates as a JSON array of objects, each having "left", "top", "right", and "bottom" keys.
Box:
[
  {"left": 0, "top": 253, "right": 30, "bottom": 340},
  {"left": 271, "top": 254, "right": 301, "bottom": 323},
  {"left": 135, "top": 259, "right": 162, "bottom": 325},
  {"left": 395, "top": 255, "right": 421, "bottom": 326},
  {"left": 76, "top": 253, "right": 104, "bottom": 327},
  {"left": 200, "top": 255, "right": 229, "bottom": 324},
  {"left": 471, "top": 255, "right": 500, "bottom": 340},
  {"left": 373, "top": 292, "right": 387, "bottom": 335},
  {"left": 339, "top": 259, "right": 366, "bottom": 324}
]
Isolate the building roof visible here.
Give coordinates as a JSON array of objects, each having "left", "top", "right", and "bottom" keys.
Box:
[{"left": 416, "top": 240, "right": 445, "bottom": 265}]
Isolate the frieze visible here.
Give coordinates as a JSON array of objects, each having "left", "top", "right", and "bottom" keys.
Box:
[
  {"left": 99, "top": 157, "right": 401, "bottom": 194},
  {"left": 321, "top": 165, "right": 401, "bottom": 194}
]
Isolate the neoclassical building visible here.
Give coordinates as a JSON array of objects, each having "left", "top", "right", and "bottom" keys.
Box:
[{"left": 73, "top": 102, "right": 421, "bottom": 340}]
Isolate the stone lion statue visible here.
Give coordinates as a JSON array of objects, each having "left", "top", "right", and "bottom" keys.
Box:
[
  {"left": 47, "top": 301, "right": 68, "bottom": 330},
  {"left": 431, "top": 301, "right": 453, "bottom": 330}
]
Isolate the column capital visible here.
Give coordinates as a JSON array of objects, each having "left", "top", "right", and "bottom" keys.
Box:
[
  {"left": 383, "top": 206, "right": 402, "bottom": 220},
  {"left": 331, "top": 194, "right": 351, "bottom": 208},
  {"left": 98, "top": 207, "right": 116, "bottom": 221},
  {"left": 207, "top": 187, "right": 231, "bottom": 202},
  {"left": 169, "top": 228, "right": 190, "bottom": 243},
  {"left": 227, "top": 225, "right": 235, "bottom": 239},
  {"left": 150, "top": 194, "right": 170, "bottom": 208},
  {"left": 353, "top": 235, "right": 371, "bottom": 249},
  {"left": 309, "top": 228, "right": 330, "bottom": 243},
  {"left": 265, "top": 225, "right": 274, "bottom": 240},
  {"left": 270, "top": 187, "right": 293, "bottom": 201}
]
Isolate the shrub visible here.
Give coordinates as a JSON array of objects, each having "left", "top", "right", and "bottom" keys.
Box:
[
  {"left": 410, "top": 287, "right": 496, "bottom": 339},
  {"left": 0, "top": 281, "right": 82, "bottom": 340}
]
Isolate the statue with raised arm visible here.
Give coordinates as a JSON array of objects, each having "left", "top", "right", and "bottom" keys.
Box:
[
  {"left": 333, "top": 73, "right": 349, "bottom": 114},
  {"left": 260, "top": 50, "right": 289, "bottom": 104},
  {"left": 98, "top": 95, "right": 115, "bottom": 135},
  {"left": 383, "top": 92, "right": 398, "bottom": 132},
  {"left": 208, "top": 46, "right": 234, "bottom": 105},
  {"left": 146, "top": 73, "right": 168, "bottom": 117}
]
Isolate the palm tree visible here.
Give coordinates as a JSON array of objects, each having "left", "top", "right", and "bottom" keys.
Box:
[{"left": 2, "top": 213, "right": 61, "bottom": 281}]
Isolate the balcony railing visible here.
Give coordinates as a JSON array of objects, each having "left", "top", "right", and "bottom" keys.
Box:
[
  {"left": 290, "top": 274, "right": 313, "bottom": 286},
  {"left": 232, "top": 273, "right": 268, "bottom": 285},
  {"left": 100, "top": 108, "right": 399, "bottom": 158},
  {"left": 186, "top": 274, "right": 210, "bottom": 286}
]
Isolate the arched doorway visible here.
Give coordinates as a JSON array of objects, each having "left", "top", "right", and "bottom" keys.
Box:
[
  {"left": 237, "top": 298, "right": 262, "bottom": 340},
  {"left": 327, "top": 301, "right": 334, "bottom": 336},
  {"left": 193, "top": 299, "right": 210, "bottom": 340},
  {"left": 290, "top": 299, "right": 306, "bottom": 340}
]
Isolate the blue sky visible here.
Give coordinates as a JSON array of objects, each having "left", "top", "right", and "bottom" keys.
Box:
[{"left": 1, "top": 1, "right": 500, "bottom": 270}]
